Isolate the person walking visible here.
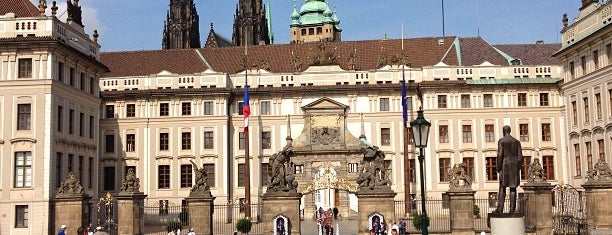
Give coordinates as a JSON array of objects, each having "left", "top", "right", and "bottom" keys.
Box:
[
  {"left": 186, "top": 228, "right": 196, "bottom": 235},
  {"left": 57, "top": 225, "right": 67, "bottom": 235},
  {"left": 93, "top": 226, "right": 110, "bottom": 235},
  {"left": 398, "top": 219, "right": 407, "bottom": 235}
]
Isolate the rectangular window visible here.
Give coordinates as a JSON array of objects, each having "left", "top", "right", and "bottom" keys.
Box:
[
  {"left": 58, "top": 62, "right": 64, "bottom": 81},
  {"left": 462, "top": 125, "right": 472, "bottom": 143},
  {"left": 18, "top": 58, "right": 32, "bottom": 78},
  {"left": 406, "top": 96, "right": 413, "bottom": 110},
  {"left": 438, "top": 95, "right": 447, "bottom": 108},
  {"left": 237, "top": 164, "right": 245, "bottom": 187},
  {"left": 384, "top": 160, "right": 393, "bottom": 185},
  {"left": 79, "top": 113, "right": 84, "bottom": 136},
  {"left": 485, "top": 124, "right": 495, "bottom": 143},
  {"left": 408, "top": 159, "right": 416, "bottom": 183},
  {"left": 89, "top": 77, "right": 94, "bottom": 94},
  {"left": 518, "top": 93, "right": 527, "bottom": 107},
  {"left": 381, "top": 128, "right": 391, "bottom": 146},
  {"left": 103, "top": 166, "right": 115, "bottom": 191},
  {"left": 486, "top": 157, "right": 498, "bottom": 181},
  {"left": 541, "top": 123, "right": 551, "bottom": 141},
  {"left": 105, "top": 105, "right": 115, "bottom": 119},
  {"left": 543, "top": 155, "right": 555, "bottom": 180},
  {"left": 261, "top": 131, "right": 271, "bottom": 149},
  {"left": 88, "top": 157, "right": 93, "bottom": 188},
  {"left": 68, "top": 109, "right": 74, "bottom": 134},
  {"left": 540, "top": 93, "right": 549, "bottom": 106},
  {"left": 572, "top": 101, "right": 578, "bottom": 125},
  {"left": 15, "top": 205, "right": 28, "bottom": 228},
  {"left": 239, "top": 132, "right": 245, "bottom": 150},
  {"left": 463, "top": 157, "right": 474, "bottom": 181},
  {"left": 159, "top": 133, "right": 169, "bottom": 151},
  {"left": 69, "top": 67, "right": 75, "bottom": 86},
  {"left": 294, "top": 164, "right": 304, "bottom": 174},
  {"left": 606, "top": 44, "right": 612, "bottom": 65},
  {"left": 237, "top": 101, "right": 244, "bottom": 115},
  {"left": 483, "top": 94, "right": 493, "bottom": 107},
  {"left": 181, "top": 102, "right": 191, "bottom": 116},
  {"left": 203, "top": 163, "right": 215, "bottom": 187},
  {"left": 105, "top": 134, "right": 115, "bottom": 153},
  {"left": 17, "top": 104, "right": 31, "bottom": 130},
  {"left": 261, "top": 163, "right": 271, "bottom": 186},
  {"left": 348, "top": 163, "right": 359, "bottom": 173},
  {"left": 67, "top": 154, "right": 73, "bottom": 173},
  {"left": 182, "top": 132, "right": 192, "bottom": 150},
  {"left": 586, "top": 141, "right": 593, "bottom": 170},
  {"left": 78, "top": 156, "right": 84, "bottom": 182},
  {"left": 204, "top": 101, "right": 214, "bottom": 115},
  {"left": 519, "top": 124, "right": 529, "bottom": 142},
  {"left": 89, "top": 116, "right": 94, "bottom": 139},
  {"left": 461, "top": 94, "right": 470, "bottom": 108},
  {"left": 158, "top": 165, "right": 170, "bottom": 189},
  {"left": 159, "top": 103, "right": 169, "bottom": 116},
  {"left": 379, "top": 98, "right": 390, "bottom": 111},
  {"left": 520, "top": 156, "right": 531, "bottom": 180},
  {"left": 575, "top": 144, "right": 582, "bottom": 177},
  {"left": 204, "top": 131, "right": 214, "bottom": 149},
  {"left": 569, "top": 61, "right": 575, "bottom": 79},
  {"left": 126, "top": 134, "right": 135, "bottom": 152},
  {"left": 180, "top": 164, "right": 193, "bottom": 188},
  {"left": 80, "top": 72, "right": 85, "bottom": 90},
  {"left": 57, "top": 106, "right": 63, "bottom": 132},
  {"left": 439, "top": 158, "right": 450, "bottom": 182},
  {"left": 596, "top": 94, "right": 602, "bottom": 119},
  {"left": 593, "top": 50, "right": 599, "bottom": 70},
  {"left": 598, "top": 139, "right": 604, "bottom": 161},
  {"left": 261, "top": 101, "right": 271, "bottom": 115},
  {"left": 584, "top": 98, "right": 590, "bottom": 122},
  {"left": 439, "top": 125, "right": 449, "bottom": 143},
  {"left": 126, "top": 104, "right": 136, "bottom": 117},
  {"left": 56, "top": 153, "right": 62, "bottom": 187},
  {"left": 581, "top": 56, "right": 586, "bottom": 75}
]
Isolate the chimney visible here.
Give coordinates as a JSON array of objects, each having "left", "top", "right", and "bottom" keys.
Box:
[
  {"left": 536, "top": 40, "right": 544, "bottom": 45},
  {"left": 581, "top": 0, "right": 598, "bottom": 10}
]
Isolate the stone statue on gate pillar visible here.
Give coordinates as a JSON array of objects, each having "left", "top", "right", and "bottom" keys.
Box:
[{"left": 494, "top": 125, "right": 522, "bottom": 214}]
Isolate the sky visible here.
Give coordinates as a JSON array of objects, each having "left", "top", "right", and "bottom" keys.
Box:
[{"left": 33, "top": 0, "right": 583, "bottom": 52}]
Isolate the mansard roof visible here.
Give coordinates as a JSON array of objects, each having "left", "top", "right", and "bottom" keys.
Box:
[
  {"left": 0, "top": 0, "right": 40, "bottom": 17},
  {"left": 100, "top": 49, "right": 208, "bottom": 77},
  {"left": 493, "top": 43, "right": 561, "bottom": 65}
]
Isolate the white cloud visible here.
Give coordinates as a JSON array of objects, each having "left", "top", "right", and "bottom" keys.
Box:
[{"left": 30, "top": 0, "right": 105, "bottom": 37}]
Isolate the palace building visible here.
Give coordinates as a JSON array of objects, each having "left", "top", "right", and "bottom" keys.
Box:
[{"left": 0, "top": 0, "right": 107, "bottom": 234}]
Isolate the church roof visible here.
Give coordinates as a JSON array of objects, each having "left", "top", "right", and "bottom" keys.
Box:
[
  {"left": 204, "top": 24, "right": 232, "bottom": 48},
  {"left": 0, "top": 0, "right": 40, "bottom": 17},
  {"left": 459, "top": 37, "right": 510, "bottom": 66},
  {"left": 100, "top": 49, "right": 208, "bottom": 77},
  {"left": 493, "top": 43, "right": 561, "bottom": 65}
]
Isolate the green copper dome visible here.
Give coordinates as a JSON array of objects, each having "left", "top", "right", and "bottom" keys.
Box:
[
  {"left": 295, "top": 0, "right": 337, "bottom": 26},
  {"left": 291, "top": 6, "right": 300, "bottom": 25}
]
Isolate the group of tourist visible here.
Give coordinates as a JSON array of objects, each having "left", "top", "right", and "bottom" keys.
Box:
[
  {"left": 370, "top": 217, "right": 408, "bottom": 235},
  {"left": 316, "top": 207, "right": 338, "bottom": 235}
]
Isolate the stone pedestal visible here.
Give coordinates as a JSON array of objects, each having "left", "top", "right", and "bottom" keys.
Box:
[
  {"left": 522, "top": 183, "right": 554, "bottom": 234},
  {"left": 54, "top": 194, "right": 91, "bottom": 235},
  {"left": 116, "top": 193, "right": 147, "bottom": 235},
  {"left": 355, "top": 190, "right": 396, "bottom": 235},
  {"left": 582, "top": 183, "right": 612, "bottom": 234},
  {"left": 447, "top": 190, "right": 475, "bottom": 235},
  {"left": 490, "top": 215, "right": 525, "bottom": 235},
  {"left": 262, "top": 192, "right": 302, "bottom": 235},
  {"left": 186, "top": 196, "right": 215, "bottom": 235}
]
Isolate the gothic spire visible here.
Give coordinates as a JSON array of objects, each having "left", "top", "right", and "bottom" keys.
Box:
[
  {"left": 232, "top": 0, "right": 271, "bottom": 46},
  {"left": 162, "top": 0, "right": 201, "bottom": 49}
]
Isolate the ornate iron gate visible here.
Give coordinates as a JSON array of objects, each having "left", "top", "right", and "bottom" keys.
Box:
[
  {"left": 96, "top": 192, "right": 118, "bottom": 235},
  {"left": 552, "top": 184, "right": 587, "bottom": 235}
]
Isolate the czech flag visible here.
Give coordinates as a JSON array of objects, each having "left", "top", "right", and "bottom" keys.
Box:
[{"left": 243, "top": 81, "right": 250, "bottom": 133}]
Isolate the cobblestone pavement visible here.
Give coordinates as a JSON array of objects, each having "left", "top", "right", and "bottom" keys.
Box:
[{"left": 301, "top": 220, "right": 359, "bottom": 235}]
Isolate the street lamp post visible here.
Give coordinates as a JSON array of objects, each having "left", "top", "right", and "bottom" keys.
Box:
[{"left": 410, "top": 107, "right": 431, "bottom": 235}]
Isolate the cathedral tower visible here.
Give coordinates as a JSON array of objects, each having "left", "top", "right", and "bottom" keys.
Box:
[
  {"left": 162, "top": 0, "right": 201, "bottom": 49},
  {"left": 232, "top": 0, "right": 272, "bottom": 46}
]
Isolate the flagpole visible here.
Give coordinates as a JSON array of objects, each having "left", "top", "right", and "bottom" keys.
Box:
[
  {"left": 243, "top": 31, "right": 252, "bottom": 219},
  {"left": 401, "top": 22, "right": 412, "bottom": 216}
]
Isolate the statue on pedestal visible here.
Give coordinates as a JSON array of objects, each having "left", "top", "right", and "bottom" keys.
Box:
[
  {"left": 448, "top": 163, "right": 472, "bottom": 191},
  {"left": 527, "top": 158, "right": 547, "bottom": 184},
  {"left": 494, "top": 125, "right": 522, "bottom": 214},
  {"left": 268, "top": 145, "right": 298, "bottom": 193},
  {"left": 120, "top": 168, "right": 141, "bottom": 193},
  {"left": 586, "top": 158, "right": 612, "bottom": 184},
  {"left": 357, "top": 145, "right": 390, "bottom": 190},
  {"left": 190, "top": 160, "right": 212, "bottom": 197},
  {"left": 57, "top": 172, "right": 84, "bottom": 197}
]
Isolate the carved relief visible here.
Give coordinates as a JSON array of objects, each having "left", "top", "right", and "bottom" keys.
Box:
[
  {"left": 119, "top": 168, "right": 141, "bottom": 194},
  {"left": 57, "top": 172, "right": 85, "bottom": 197}
]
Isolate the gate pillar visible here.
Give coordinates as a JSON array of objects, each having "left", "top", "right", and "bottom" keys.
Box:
[
  {"left": 522, "top": 183, "right": 554, "bottom": 234},
  {"left": 447, "top": 191, "right": 475, "bottom": 235},
  {"left": 116, "top": 193, "right": 146, "bottom": 235},
  {"left": 263, "top": 192, "right": 302, "bottom": 235},
  {"left": 54, "top": 172, "right": 91, "bottom": 235},
  {"left": 186, "top": 196, "right": 215, "bottom": 235},
  {"left": 355, "top": 190, "right": 396, "bottom": 235},
  {"left": 582, "top": 158, "right": 612, "bottom": 234}
]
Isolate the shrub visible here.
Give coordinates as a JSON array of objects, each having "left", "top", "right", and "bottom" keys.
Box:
[
  {"left": 412, "top": 214, "right": 429, "bottom": 230},
  {"left": 473, "top": 204, "right": 480, "bottom": 216},
  {"left": 236, "top": 217, "right": 252, "bottom": 234},
  {"left": 166, "top": 220, "right": 181, "bottom": 232}
]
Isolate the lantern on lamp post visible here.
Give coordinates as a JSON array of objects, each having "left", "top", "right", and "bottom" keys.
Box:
[{"left": 410, "top": 107, "right": 431, "bottom": 235}]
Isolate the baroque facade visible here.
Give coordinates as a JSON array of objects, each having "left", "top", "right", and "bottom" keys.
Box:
[
  {"left": 0, "top": 0, "right": 107, "bottom": 234},
  {"left": 99, "top": 36, "right": 565, "bottom": 218},
  {"left": 555, "top": 0, "right": 612, "bottom": 186}
]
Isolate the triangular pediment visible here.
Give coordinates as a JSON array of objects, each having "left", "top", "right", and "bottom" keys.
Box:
[{"left": 302, "top": 97, "right": 348, "bottom": 111}]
